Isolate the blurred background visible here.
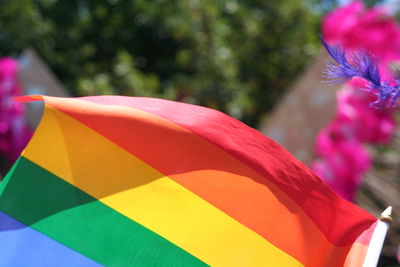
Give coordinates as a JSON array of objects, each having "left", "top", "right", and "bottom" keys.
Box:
[{"left": 0, "top": 0, "right": 399, "bottom": 266}]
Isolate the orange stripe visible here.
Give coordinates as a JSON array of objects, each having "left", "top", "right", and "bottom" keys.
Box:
[{"left": 43, "top": 96, "right": 351, "bottom": 266}]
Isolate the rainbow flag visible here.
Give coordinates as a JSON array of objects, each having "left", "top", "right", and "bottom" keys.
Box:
[{"left": 0, "top": 95, "right": 378, "bottom": 266}]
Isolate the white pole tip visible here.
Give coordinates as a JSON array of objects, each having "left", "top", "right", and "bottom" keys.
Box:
[{"left": 379, "top": 206, "right": 393, "bottom": 224}]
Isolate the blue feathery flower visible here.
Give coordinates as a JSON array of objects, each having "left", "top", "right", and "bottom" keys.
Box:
[{"left": 320, "top": 35, "right": 400, "bottom": 108}]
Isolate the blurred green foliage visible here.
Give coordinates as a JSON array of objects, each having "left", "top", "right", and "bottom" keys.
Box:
[{"left": 0, "top": 0, "right": 322, "bottom": 126}]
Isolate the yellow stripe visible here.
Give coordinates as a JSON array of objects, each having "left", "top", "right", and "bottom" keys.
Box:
[{"left": 23, "top": 105, "right": 302, "bottom": 267}]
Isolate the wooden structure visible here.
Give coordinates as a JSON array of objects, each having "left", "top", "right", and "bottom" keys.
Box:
[{"left": 18, "top": 48, "right": 70, "bottom": 128}]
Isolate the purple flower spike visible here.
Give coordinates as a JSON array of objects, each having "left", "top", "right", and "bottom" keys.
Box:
[{"left": 320, "top": 35, "right": 400, "bottom": 108}]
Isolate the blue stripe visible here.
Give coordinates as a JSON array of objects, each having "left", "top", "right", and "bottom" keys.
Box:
[{"left": 0, "top": 211, "right": 103, "bottom": 267}]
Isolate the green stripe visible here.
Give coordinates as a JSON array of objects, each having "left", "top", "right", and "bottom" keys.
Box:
[{"left": 0, "top": 157, "right": 208, "bottom": 267}]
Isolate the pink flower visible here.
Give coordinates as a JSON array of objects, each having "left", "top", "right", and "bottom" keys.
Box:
[
  {"left": 323, "top": 0, "right": 400, "bottom": 79},
  {"left": 323, "top": 1, "right": 364, "bottom": 43},
  {"left": 313, "top": 1, "right": 399, "bottom": 201},
  {"left": 314, "top": 122, "right": 372, "bottom": 201},
  {"left": 336, "top": 86, "right": 395, "bottom": 144},
  {"left": 0, "top": 57, "right": 32, "bottom": 164}
]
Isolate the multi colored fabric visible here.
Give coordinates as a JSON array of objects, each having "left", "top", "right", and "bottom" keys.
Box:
[{"left": 0, "top": 95, "right": 377, "bottom": 266}]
